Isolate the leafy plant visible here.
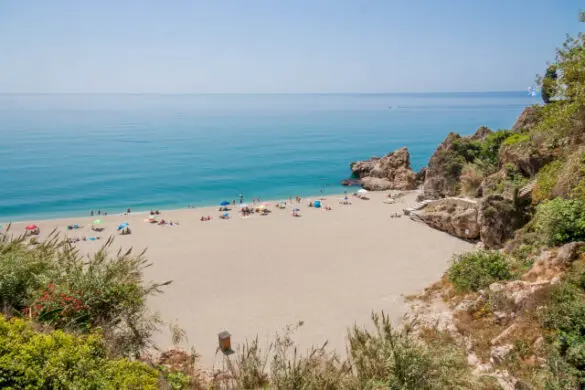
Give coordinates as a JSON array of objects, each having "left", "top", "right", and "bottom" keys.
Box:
[
  {"left": 0, "top": 315, "right": 158, "bottom": 389},
  {"left": 503, "top": 133, "right": 531, "bottom": 146},
  {"left": 448, "top": 250, "right": 513, "bottom": 292},
  {"left": 0, "top": 233, "right": 170, "bottom": 358},
  {"left": 532, "top": 198, "right": 585, "bottom": 246}
]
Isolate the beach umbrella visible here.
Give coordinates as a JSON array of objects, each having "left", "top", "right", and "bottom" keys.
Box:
[
  {"left": 256, "top": 205, "right": 267, "bottom": 209},
  {"left": 293, "top": 208, "right": 300, "bottom": 212},
  {"left": 117, "top": 222, "right": 129, "bottom": 231},
  {"left": 357, "top": 189, "right": 368, "bottom": 194},
  {"left": 25, "top": 224, "right": 38, "bottom": 231},
  {"left": 239, "top": 203, "right": 249, "bottom": 208},
  {"left": 93, "top": 219, "right": 103, "bottom": 225},
  {"left": 220, "top": 200, "right": 230, "bottom": 206}
]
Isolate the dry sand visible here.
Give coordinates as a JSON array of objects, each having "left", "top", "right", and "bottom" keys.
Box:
[{"left": 5, "top": 191, "right": 472, "bottom": 368}]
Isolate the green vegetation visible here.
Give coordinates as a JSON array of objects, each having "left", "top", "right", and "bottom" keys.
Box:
[
  {"left": 532, "top": 198, "right": 585, "bottom": 246},
  {"left": 0, "top": 316, "right": 158, "bottom": 389},
  {"left": 502, "top": 133, "right": 531, "bottom": 146},
  {"left": 448, "top": 250, "right": 513, "bottom": 292},
  {"left": 541, "top": 65, "right": 559, "bottom": 104},
  {"left": 0, "top": 232, "right": 170, "bottom": 358},
  {"left": 216, "top": 313, "right": 480, "bottom": 390},
  {"left": 533, "top": 160, "right": 564, "bottom": 202},
  {"left": 542, "top": 262, "right": 585, "bottom": 387}
]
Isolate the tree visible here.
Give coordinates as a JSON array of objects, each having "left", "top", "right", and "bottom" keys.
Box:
[{"left": 541, "top": 64, "right": 558, "bottom": 104}]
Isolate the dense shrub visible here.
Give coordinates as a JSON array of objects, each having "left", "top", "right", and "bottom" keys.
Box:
[
  {"left": 532, "top": 198, "right": 585, "bottom": 246},
  {"left": 0, "top": 233, "right": 170, "bottom": 357},
  {"left": 542, "top": 263, "right": 585, "bottom": 387},
  {"left": 534, "top": 160, "right": 563, "bottom": 202},
  {"left": 448, "top": 250, "right": 513, "bottom": 292},
  {"left": 0, "top": 316, "right": 158, "bottom": 389},
  {"left": 347, "top": 312, "right": 476, "bottom": 389},
  {"left": 503, "top": 133, "right": 531, "bottom": 146},
  {"left": 480, "top": 129, "right": 513, "bottom": 166}
]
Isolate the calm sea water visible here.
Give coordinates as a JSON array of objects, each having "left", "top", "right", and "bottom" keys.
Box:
[{"left": 0, "top": 93, "right": 539, "bottom": 222}]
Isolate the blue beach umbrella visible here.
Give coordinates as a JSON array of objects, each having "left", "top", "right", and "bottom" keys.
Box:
[
  {"left": 220, "top": 200, "right": 230, "bottom": 206},
  {"left": 117, "top": 222, "right": 129, "bottom": 231}
]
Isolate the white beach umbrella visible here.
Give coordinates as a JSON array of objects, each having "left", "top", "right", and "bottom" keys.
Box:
[{"left": 357, "top": 189, "right": 368, "bottom": 194}]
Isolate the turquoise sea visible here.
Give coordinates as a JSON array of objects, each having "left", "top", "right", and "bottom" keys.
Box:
[{"left": 0, "top": 93, "right": 539, "bottom": 222}]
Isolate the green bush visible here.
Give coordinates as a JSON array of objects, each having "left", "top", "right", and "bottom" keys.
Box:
[
  {"left": 447, "top": 250, "right": 513, "bottom": 292},
  {"left": 503, "top": 133, "right": 531, "bottom": 146},
  {"left": 534, "top": 161, "right": 564, "bottom": 202},
  {"left": 532, "top": 198, "right": 585, "bottom": 246},
  {"left": 0, "top": 233, "right": 170, "bottom": 357},
  {"left": 481, "top": 129, "right": 513, "bottom": 166},
  {"left": 0, "top": 316, "right": 158, "bottom": 389},
  {"left": 542, "top": 263, "right": 585, "bottom": 387}
]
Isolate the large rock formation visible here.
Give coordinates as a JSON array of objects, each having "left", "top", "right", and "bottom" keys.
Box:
[
  {"left": 512, "top": 106, "right": 541, "bottom": 133},
  {"left": 499, "top": 143, "right": 552, "bottom": 177},
  {"left": 416, "top": 198, "right": 480, "bottom": 240},
  {"left": 478, "top": 195, "right": 528, "bottom": 249},
  {"left": 414, "top": 195, "right": 528, "bottom": 247},
  {"left": 423, "top": 127, "right": 493, "bottom": 199},
  {"left": 350, "top": 147, "right": 417, "bottom": 191}
]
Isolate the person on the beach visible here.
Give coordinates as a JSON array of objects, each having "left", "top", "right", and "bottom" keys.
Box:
[
  {"left": 90, "top": 210, "right": 94, "bottom": 216},
  {"left": 127, "top": 208, "right": 131, "bottom": 214},
  {"left": 232, "top": 200, "right": 236, "bottom": 206},
  {"left": 104, "top": 211, "right": 108, "bottom": 216},
  {"left": 97, "top": 210, "right": 101, "bottom": 215}
]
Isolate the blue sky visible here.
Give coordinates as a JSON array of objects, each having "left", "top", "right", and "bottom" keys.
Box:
[{"left": 0, "top": 0, "right": 582, "bottom": 93}]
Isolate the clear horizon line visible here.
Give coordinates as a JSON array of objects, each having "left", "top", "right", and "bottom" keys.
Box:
[{"left": 0, "top": 90, "right": 528, "bottom": 95}]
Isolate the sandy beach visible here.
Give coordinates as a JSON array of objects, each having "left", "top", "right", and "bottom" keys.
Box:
[{"left": 4, "top": 190, "right": 472, "bottom": 368}]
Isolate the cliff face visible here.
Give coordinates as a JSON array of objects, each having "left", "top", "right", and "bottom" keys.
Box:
[
  {"left": 350, "top": 147, "right": 418, "bottom": 191},
  {"left": 423, "top": 127, "right": 493, "bottom": 199}
]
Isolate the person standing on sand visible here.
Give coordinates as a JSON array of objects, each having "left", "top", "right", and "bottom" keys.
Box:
[{"left": 90, "top": 210, "right": 94, "bottom": 216}]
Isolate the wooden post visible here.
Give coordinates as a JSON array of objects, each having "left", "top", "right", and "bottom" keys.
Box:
[{"left": 218, "top": 331, "right": 231, "bottom": 354}]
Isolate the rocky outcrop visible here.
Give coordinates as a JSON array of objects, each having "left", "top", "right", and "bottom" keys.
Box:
[
  {"left": 350, "top": 147, "right": 417, "bottom": 190},
  {"left": 523, "top": 242, "right": 585, "bottom": 282},
  {"left": 416, "top": 198, "right": 480, "bottom": 240},
  {"left": 422, "top": 133, "right": 463, "bottom": 199},
  {"left": 471, "top": 125, "right": 492, "bottom": 141},
  {"left": 478, "top": 195, "right": 528, "bottom": 249},
  {"left": 512, "top": 106, "right": 541, "bottom": 132},
  {"left": 499, "top": 143, "right": 552, "bottom": 177},
  {"left": 423, "top": 127, "right": 493, "bottom": 199}
]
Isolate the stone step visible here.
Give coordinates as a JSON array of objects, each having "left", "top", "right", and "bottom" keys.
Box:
[{"left": 518, "top": 179, "right": 536, "bottom": 198}]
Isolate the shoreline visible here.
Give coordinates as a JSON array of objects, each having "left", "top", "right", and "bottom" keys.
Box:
[
  {"left": 0, "top": 188, "right": 360, "bottom": 226},
  {"left": 5, "top": 189, "right": 473, "bottom": 368}
]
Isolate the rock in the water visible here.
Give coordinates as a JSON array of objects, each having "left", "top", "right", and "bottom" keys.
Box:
[
  {"left": 418, "top": 198, "right": 480, "bottom": 240},
  {"left": 478, "top": 195, "right": 528, "bottom": 249},
  {"left": 350, "top": 147, "right": 417, "bottom": 190}
]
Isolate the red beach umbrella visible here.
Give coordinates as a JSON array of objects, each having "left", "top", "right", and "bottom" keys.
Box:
[{"left": 25, "top": 224, "right": 38, "bottom": 230}]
